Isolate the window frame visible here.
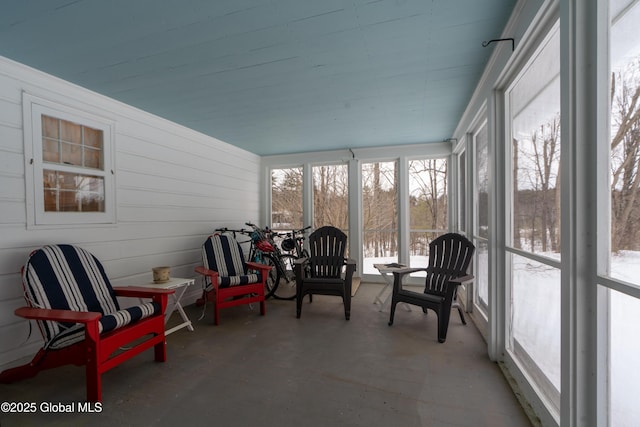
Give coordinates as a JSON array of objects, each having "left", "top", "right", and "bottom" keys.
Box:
[
  {"left": 23, "top": 93, "right": 116, "bottom": 227},
  {"left": 503, "top": 21, "right": 562, "bottom": 417}
]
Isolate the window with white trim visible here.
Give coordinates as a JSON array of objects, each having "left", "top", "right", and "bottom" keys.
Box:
[
  {"left": 606, "top": 1, "right": 640, "bottom": 424},
  {"left": 24, "top": 94, "right": 115, "bottom": 226},
  {"left": 506, "top": 24, "right": 561, "bottom": 414}
]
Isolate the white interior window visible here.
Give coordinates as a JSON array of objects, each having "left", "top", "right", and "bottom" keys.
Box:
[{"left": 23, "top": 93, "right": 115, "bottom": 226}]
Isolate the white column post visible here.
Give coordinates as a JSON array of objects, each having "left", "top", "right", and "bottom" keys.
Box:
[{"left": 560, "top": 0, "right": 604, "bottom": 425}]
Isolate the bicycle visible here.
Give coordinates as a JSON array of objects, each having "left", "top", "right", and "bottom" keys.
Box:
[
  {"left": 214, "top": 224, "right": 312, "bottom": 300},
  {"left": 244, "top": 223, "right": 313, "bottom": 300},
  {"left": 213, "top": 226, "right": 279, "bottom": 300},
  {"left": 266, "top": 225, "right": 311, "bottom": 300}
]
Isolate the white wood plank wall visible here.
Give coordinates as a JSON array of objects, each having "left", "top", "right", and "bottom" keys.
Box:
[{"left": 0, "top": 56, "right": 261, "bottom": 369}]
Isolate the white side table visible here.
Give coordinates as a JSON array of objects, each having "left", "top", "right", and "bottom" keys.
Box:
[
  {"left": 373, "top": 263, "right": 412, "bottom": 312},
  {"left": 137, "top": 277, "right": 195, "bottom": 335}
]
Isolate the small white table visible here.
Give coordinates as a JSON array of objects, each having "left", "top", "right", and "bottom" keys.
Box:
[
  {"left": 373, "top": 263, "right": 412, "bottom": 312},
  {"left": 137, "top": 277, "right": 195, "bottom": 335}
]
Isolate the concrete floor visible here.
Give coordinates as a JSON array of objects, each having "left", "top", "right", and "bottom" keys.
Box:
[{"left": 0, "top": 283, "right": 532, "bottom": 427}]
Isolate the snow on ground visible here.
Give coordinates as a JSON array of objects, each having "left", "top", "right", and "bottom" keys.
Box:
[{"left": 363, "top": 251, "right": 640, "bottom": 425}]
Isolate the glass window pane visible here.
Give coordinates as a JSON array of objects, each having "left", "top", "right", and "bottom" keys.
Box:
[
  {"left": 271, "top": 167, "right": 303, "bottom": 230},
  {"left": 60, "top": 142, "right": 82, "bottom": 166},
  {"left": 41, "top": 116, "right": 104, "bottom": 170},
  {"left": 510, "top": 29, "right": 561, "bottom": 256},
  {"left": 505, "top": 24, "right": 561, "bottom": 416},
  {"left": 459, "top": 151, "right": 466, "bottom": 233},
  {"left": 41, "top": 115, "right": 59, "bottom": 138},
  {"left": 60, "top": 119, "right": 81, "bottom": 144},
  {"left": 42, "top": 170, "right": 105, "bottom": 213},
  {"left": 43, "top": 189, "right": 57, "bottom": 212},
  {"left": 608, "top": 286, "right": 640, "bottom": 425},
  {"left": 42, "top": 138, "right": 59, "bottom": 163},
  {"left": 312, "top": 164, "right": 348, "bottom": 230},
  {"left": 83, "top": 126, "right": 103, "bottom": 148},
  {"left": 84, "top": 147, "right": 102, "bottom": 169},
  {"left": 475, "top": 239, "right": 489, "bottom": 313},
  {"left": 362, "top": 161, "right": 398, "bottom": 274},
  {"left": 608, "top": 2, "right": 640, "bottom": 425},
  {"left": 476, "top": 124, "right": 489, "bottom": 239},
  {"left": 510, "top": 253, "right": 561, "bottom": 409},
  {"left": 59, "top": 189, "right": 78, "bottom": 211},
  {"left": 610, "top": 0, "right": 640, "bottom": 284},
  {"left": 408, "top": 158, "right": 448, "bottom": 268}
]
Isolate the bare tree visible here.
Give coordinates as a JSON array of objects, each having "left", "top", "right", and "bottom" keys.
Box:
[
  {"left": 271, "top": 167, "right": 303, "bottom": 229},
  {"left": 515, "top": 114, "right": 561, "bottom": 253},
  {"left": 313, "top": 165, "right": 349, "bottom": 229},
  {"left": 611, "top": 59, "right": 640, "bottom": 252},
  {"left": 362, "top": 162, "right": 398, "bottom": 258},
  {"left": 408, "top": 159, "right": 448, "bottom": 254}
]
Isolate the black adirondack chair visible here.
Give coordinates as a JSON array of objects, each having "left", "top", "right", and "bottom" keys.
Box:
[
  {"left": 294, "top": 226, "right": 356, "bottom": 320},
  {"left": 388, "top": 233, "right": 475, "bottom": 343}
]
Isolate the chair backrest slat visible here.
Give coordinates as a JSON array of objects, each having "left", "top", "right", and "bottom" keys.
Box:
[{"left": 308, "top": 226, "right": 347, "bottom": 279}]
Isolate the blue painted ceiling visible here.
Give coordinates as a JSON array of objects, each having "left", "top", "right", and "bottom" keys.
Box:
[{"left": 0, "top": 0, "right": 516, "bottom": 155}]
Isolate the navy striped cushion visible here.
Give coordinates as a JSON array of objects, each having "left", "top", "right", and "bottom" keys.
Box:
[
  {"left": 202, "top": 234, "right": 261, "bottom": 290},
  {"left": 22, "top": 244, "right": 160, "bottom": 350}
]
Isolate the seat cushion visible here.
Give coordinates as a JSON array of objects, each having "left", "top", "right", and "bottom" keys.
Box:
[
  {"left": 22, "top": 244, "right": 163, "bottom": 350},
  {"left": 217, "top": 273, "right": 262, "bottom": 288},
  {"left": 47, "top": 302, "right": 161, "bottom": 350}
]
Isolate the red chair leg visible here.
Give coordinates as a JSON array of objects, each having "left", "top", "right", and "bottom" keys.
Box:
[
  {"left": 260, "top": 299, "right": 266, "bottom": 316},
  {"left": 214, "top": 303, "right": 220, "bottom": 325},
  {"left": 0, "top": 348, "right": 47, "bottom": 383},
  {"left": 85, "top": 351, "right": 100, "bottom": 402},
  {"left": 154, "top": 337, "right": 167, "bottom": 362}
]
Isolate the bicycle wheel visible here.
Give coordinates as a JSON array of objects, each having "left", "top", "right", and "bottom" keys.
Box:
[
  {"left": 262, "top": 254, "right": 279, "bottom": 299},
  {"left": 272, "top": 254, "right": 298, "bottom": 300}
]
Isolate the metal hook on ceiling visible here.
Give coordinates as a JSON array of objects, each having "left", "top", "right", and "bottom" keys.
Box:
[{"left": 482, "top": 38, "right": 514, "bottom": 52}]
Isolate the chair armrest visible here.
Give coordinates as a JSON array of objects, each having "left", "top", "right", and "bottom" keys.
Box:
[
  {"left": 391, "top": 268, "right": 428, "bottom": 292},
  {"left": 294, "top": 257, "right": 309, "bottom": 283},
  {"left": 344, "top": 259, "right": 356, "bottom": 283},
  {"left": 195, "top": 266, "right": 217, "bottom": 277},
  {"left": 195, "top": 265, "right": 220, "bottom": 290},
  {"left": 113, "top": 287, "right": 175, "bottom": 297},
  {"left": 15, "top": 306, "right": 101, "bottom": 324},
  {"left": 392, "top": 267, "right": 427, "bottom": 278},
  {"left": 344, "top": 258, "right": 356, "bottom": 273},
  {"left": 450, "top": 274, "right": 474, "bottom": 285},
  {"left": 245, "top": 261, "right": 274, "bottom": 273},
  {"left": 113, "top": 287, "right": 172, "bottom": 313}
]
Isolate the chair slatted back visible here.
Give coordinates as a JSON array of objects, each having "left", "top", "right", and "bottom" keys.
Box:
[
  {"left": 203, "top": 234, "right": 248, "bottom": 277},
  {"left": 202, "top": 234, "right": 264, "bottom": 288},
  {"left": 308, "top": 226, "right": 347, "bottom": 279},
  {"left": 22, "top": 244, "right": 119, "bottom": 344},
  {"left": 425, "top": 233, "right": 475, "bottom": 296}
]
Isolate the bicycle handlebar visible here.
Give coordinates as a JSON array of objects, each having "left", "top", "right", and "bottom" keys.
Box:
[
  {"left": 214, "top": 227, "right": 252, "bottom": 236},
  {"left": 220, "top": 223, "right": 312, "bottom": 240}
]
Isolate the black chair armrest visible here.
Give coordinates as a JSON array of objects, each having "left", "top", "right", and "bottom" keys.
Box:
[
  {"left": 391, "top": 268, "right": 428, "bottom": 292},
  {"left": 450, "top": 274, "right": 474, "bottom": 284}
]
